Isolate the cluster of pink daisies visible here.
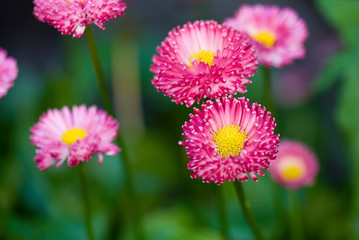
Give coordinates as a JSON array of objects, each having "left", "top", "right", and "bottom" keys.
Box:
[
  {"left": 0, "top": 1, "right": 318, "bottom": 189},
  {"left": 151, "top": 5, "right": 317, "bottom": 187}
]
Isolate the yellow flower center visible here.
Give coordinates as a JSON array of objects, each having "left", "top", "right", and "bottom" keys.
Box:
[
  {"left": 62, "top": 128, "right": 87, "bottom": 146},
  {"left": 282, "top": 166, "right": 303, "bottom": 180},
  {"left": 253, "top": 32, "right": 276, "bottom": 48},
  {"left": 189, "top": 50, "right": 216, "bottom": 68},
  {"left": 213, "top": 125, "right": 247, "bottom": 157}
]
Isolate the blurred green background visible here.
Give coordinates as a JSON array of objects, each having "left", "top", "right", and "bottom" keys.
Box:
[{"left": 1, "top": 0, "right": 359, "bottom": 239}]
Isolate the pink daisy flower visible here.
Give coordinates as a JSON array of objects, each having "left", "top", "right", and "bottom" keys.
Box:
[
  {"left": 33, "top": 0, "right": 126, "bottom": 38},
  {"left": 30, "top": 105, "right": 120, "bottom": 170},
  {"left": 0, "top": 48, "right": 18, "bottom": 99},
  {"left": 269, "top": 140, "right": 318, "bottom": 189},
  {"left": 179, "top": 96, "right": 279, "bottom": 185},
  {"left": 224, "top": 4, "right": 308, "bottom": 68},
  {"left": 151, "top": 20, "right": 257, "bottom": 107}
]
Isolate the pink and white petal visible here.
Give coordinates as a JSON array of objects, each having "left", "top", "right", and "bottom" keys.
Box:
[
  {"left": 97, "top": 142, "right": 121, "bottom": 156},
  {"left": 68, "top": 136, "right": 98, "bottom": 166},
  {"left": 0, "top": 49, "right": 18, "bottom": 98}
]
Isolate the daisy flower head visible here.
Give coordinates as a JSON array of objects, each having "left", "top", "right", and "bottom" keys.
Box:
[
  {"left": 224, "top": 4, "right": 308, "bottom": 68},
  {"left": 33, "top": 0, "right": 126, "bottom": 38},
  {"left": 179, "top": 96, "right": 279, "bottom": 185},
  {"left": 30, "top": 105, "right": 120, "bottom": 170},
  {"left": 151, "top": 20, "right": 257, "bottom": 107},
  {"left": 0, "top": 48, "right": 18, "bottom": 99},
  {"left": 269, "top": 140, "right": 318, "bottom": 189}
]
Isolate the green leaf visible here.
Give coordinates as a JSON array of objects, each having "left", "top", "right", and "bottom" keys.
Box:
[
  {"left": 316, "top": 0, "right": 359, "bottom": 29},
  {"left": 336, "top": 47, "right": 359, "bottom": 134},
  {"left": 314, "top": 50, "right": 350, "bottom": 94},
  {"left": 316, "top": 0, "right": 359, "bottom": 46}
]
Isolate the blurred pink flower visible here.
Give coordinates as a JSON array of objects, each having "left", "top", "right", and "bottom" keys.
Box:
[
  {"left": 151, "top": 20, "right": 257, "bottom": 107},
  {"left": 179, "top": 96, "right": 279, "bottom": 185},
  {"left": 33, "top": 0, "right": 126, "bottom": 38},
  {"left": 270, "top": 140, "right": 318, "bottom": 189},
  {"left": 0, "top": 48, "right": 18, "bottom": 99},
  {"left": 224, "top": 4, "right": 308, "bottom": 68},
  {"left": 30, "top": 105, "right": 120, "bottom": 170},
  {"left": 274, "top": 65, "right": 313, "bottom": 107}
]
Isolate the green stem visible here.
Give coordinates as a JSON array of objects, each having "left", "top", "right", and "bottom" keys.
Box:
[
  {"left": 84, "top": 26, "right": 144, "bottom": 240},
  {"left": 234, "top": 182, "right": 265, "bottom": 240},
  {"left": 85, "top": 26, "right": 113, "bottom": 115},
  {"left": 119, "top": 136, "right": 145, "bottom": 240},
  {"left": 289, "top": 190, "right": 303, "bottom": 240},
  {"left": 213, "top": 185, "right": 230, "bottom": 240},
  {"left": 79, "top": 163, "right": 95, "bottom": 240},
  {"left": 272, "top": 184, "right": 287, "bottom": 239},
  {"left": 262, "top": 67, "right": 275, "bottom": 116}
]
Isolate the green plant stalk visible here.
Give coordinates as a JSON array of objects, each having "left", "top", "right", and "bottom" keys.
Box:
[
  {"left": 272, "top": 184, "right": 287, "bottom": 239},
  {"left": 117, "top": 135, "right": 145, "bottom": 240},
  {"left": 79, "top": 163, "right": 95, "bottom": 240},
  {"left": 234, "top": 182, "right": 265, "bottom": 240},
  {"left": 84, "top": 26, "right": 144, "bottom": 240},
  {"left": 289, "top": 190, "right": 303, "bottom": 240},
  {"left": 85, "top": 26, "right": 113, "bottom": 116},
  {"left": 213, "top": 185, "right": 230, "bottom": 240}
]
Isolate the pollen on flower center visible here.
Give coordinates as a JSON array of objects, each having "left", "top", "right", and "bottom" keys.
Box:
[
  {"left": 282, "top": 166, "right": 303, "bottom": 180},
  {"left": 253, "top": 32, "right": 276, "bottom": 48},
  {"left": 62, "top": 128, "right": 87, "bottom": 146},
  {"left": 213, "top": 124, "right": 247, "bottom": 157},
  {"left": 189, "top": 50, "right": 216, "bottom": 68}
]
